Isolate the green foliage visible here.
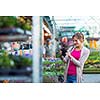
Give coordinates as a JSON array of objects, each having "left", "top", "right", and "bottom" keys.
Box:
[
  {"left": 9, "top": 55, "right": 32, "bottom": 68},
  {"left": 20, "top": 22, "right": 32, "bottom": 31},
  {"left": 0, "top": 51, "right": 15, "bottom": 69},
  {"left": 85, "top": 51, "right": 100, "bottom": 65},
  {"left": 0, "top": 16, "right": 19, "bottom": 28},
  {"left": 43, "top": 60, "right": 53, "bottom": 65},
  {"left": 0, "top": 16, "right": 32, "bottom": 31},
  {"left": 84, "top": 67, "right": 100, "bottom": 71},
  {"left": 83, "top": 67, "right": 100, "bottom": 74},
  {"left": 43, "top": 60, "right": 65, "bottom": 76},
  {"left": 84, "top": 51, "right": 100, "bottom": 73},
  {"left": 43, "top": 56, "right": 100, "bottom": 76},
  {"left": 0, "top": 51, "right": 32, "bottom": 69},
  {"left": 88, "top": 51, "right": 100, "bottom": 60},
  {"left": 84, "top": 39, "right": 89, "bottom": 48}
]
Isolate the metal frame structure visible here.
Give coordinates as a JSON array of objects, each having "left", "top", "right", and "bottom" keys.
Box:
[{"left": 32, "top": 16, "right": 43, "bottom": 83}]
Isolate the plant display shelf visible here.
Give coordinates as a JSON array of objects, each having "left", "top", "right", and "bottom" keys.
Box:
[
  {"left": 0, "top": 27, "right": 32, "bottom": 83},
  {"left": 0, "top": 27, "right": 30, "bottom": 42}
]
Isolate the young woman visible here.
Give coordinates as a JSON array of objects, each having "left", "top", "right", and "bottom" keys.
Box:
[{"left": 61, "top": 32, "right": 90, "bottom": 83}]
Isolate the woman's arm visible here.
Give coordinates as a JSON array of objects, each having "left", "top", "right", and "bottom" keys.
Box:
[
  {"left": 67, "top": 49, "right": 90, "bottom": 68},
  {"left": 60, "top": 56, "right": 67, "bottom": 63}
]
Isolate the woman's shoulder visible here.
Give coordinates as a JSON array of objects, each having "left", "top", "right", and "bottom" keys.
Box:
[
  {"left": 82, "top": 46, "right": 90, "bottom": 53},
  {"left": 68, "top": 46, "right": 74, "bottom": 51}
]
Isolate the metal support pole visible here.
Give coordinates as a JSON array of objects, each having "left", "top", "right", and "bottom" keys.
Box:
[
  {"left": 52, "top": 16, "right": 56, "bottom": 57},
  {"left": 32, "top": 16, "right": 43, "bottom": 83}
]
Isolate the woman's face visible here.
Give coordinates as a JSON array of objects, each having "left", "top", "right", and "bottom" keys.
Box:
[{"left": 72, "top": 37, "right": 83, "bottom": 48}]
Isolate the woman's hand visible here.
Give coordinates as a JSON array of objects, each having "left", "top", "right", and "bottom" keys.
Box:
[{"left": 66, "top": 51, "right": 71, "bottom": 59}]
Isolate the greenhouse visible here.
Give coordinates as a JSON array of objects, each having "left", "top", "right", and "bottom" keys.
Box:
[{"left": 0, "top": 16, "right": 100, "bottom": 83}]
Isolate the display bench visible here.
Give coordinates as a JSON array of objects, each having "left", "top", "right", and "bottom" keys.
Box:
[
  {"left": 0, "top": 76, "right": 32, "bottom": 83},
  {"left": 0, "top": 27, "right": 32, "bottom": 83},
  {"left": 0, "top": 66, "right": 32, "bottom": 83}
]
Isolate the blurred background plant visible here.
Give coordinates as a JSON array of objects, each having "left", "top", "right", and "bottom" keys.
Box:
[
  {"left": 0, "top": 50, "right": 32, "bottom": 69},
  {"left": 43, "top": 59, "right": 66, "bottom": 82},
  {"left": 0, "top": 16, "right": 32, "bottom": 31},
  {"left": 0, "top": 16, "right": 18, "bottom": 28},
  {"left": 0, "top": 50, "right": 15, "bottom": 69}
]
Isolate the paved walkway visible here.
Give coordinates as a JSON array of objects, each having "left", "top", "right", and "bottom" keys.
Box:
[{"left": 82, "top": 74, "right": 100, "bottom": 83}]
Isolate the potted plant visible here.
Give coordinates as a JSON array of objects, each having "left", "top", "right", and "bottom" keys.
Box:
[{"left": 0, "top": 50, "right": 32, "bottom": 75}]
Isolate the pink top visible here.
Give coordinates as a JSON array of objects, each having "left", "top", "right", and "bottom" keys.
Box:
[{"left": 67, "top": 49, "right": 81, "bottom": 75}]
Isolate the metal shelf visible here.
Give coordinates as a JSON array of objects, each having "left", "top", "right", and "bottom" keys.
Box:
[
  {"left": 0, "top": 75, "right": 32, "bottom": 83},
  {"left": 0, "top": 27, "right": 32, "bottom": 82},
  {"left": 0, "top": 27, "right": 29, "bottom": 42}
]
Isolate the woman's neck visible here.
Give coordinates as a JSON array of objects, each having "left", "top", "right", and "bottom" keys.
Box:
[{"left": 75, "top": 44, "right": 83, "bottom": 50}]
